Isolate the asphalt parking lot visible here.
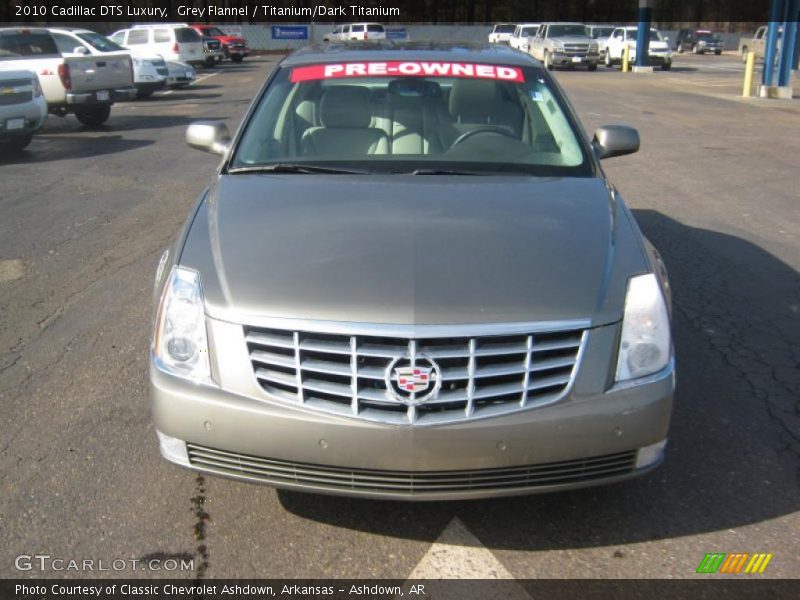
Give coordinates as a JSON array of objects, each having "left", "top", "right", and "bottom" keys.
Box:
[{"left": 1, "top": 53, "right": 799, "bottom": 580}]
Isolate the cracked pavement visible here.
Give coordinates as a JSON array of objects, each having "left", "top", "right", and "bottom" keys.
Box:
[{"left": 0, "top": 54, "right": 798, "bottom": 580}]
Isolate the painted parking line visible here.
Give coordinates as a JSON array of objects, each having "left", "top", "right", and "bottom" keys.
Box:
[{"left": 158, "top": 70, "right": 222, "bottom": 96}]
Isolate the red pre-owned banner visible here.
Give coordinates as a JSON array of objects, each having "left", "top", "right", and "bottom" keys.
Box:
[{"left": 290, "top": 62, "right": 525, "bottom": 83}]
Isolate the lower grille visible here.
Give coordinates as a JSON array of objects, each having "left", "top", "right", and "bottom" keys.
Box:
[
  {"left": 187, "top": 445, "right": 638, "bottom": 495},
  {"left": 245, "top": 325, "right": 586, "bottom": 425},
  {"left": 0, "top": 91, "right": 32, "bottom": 106}
]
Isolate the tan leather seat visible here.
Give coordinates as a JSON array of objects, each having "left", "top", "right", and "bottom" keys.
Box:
[{"left": 301, "top": 86, "right": 388, "bottom": 157}]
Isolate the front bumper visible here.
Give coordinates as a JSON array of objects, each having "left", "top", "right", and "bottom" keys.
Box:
[
  {"left": 65, "top": 87, "right": 136, "bottom": 105},
  {"left": 0, "top": 95, "right": 47, "bottom": 139},
  {"left": 151, "top": 320, "right": 674, "bottom": 500}
]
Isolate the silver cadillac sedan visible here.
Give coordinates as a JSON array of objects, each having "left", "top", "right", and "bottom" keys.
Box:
[{"left": 151, "top": 43, "right": 675, "bottom": 500}]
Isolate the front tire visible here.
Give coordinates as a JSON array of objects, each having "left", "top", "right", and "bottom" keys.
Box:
[
  {"left": 587, "top": 62, "right": 598, "bottom": 71},
  {"left": 604, "top": 51, "right": 613, "bottom": 67},
  {"left": 715, "top": 50, "right": 722, "bottom": 55},
  {"left": 741, "top": 47, "right": 749, "bottom": 62},
  {"left": 544, "top": 51, "right": 554, "bottom": 70},
  {"left": 75, "top": 106, "right": 111, "bottom": 127},
  {"left": 0, "top": 133, "right": 34, "bottom": 153},
  {"left": 231, "top": 55, "right": 244, "bottom": 63},
  {"left": 661, "top": 62, "right": 672, "bottom": 71},
  {"left": 692, "top": 44, "right": 699, "bottom": 54},
  {"left": 678, "top": 44, "right": 684, "bottom": 53}
]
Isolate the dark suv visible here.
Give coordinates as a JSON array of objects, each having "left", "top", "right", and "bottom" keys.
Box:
[{"left": 674, "top": 29, "right": 724, "bottom": 54}]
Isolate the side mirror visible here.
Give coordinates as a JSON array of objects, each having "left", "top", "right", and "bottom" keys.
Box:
[
  {"left": 74, "top": 46, "right": 89, "bottom": 55},
  {"left": 592, "top": 125, "right": 640, "bottom": 159},
  {"left": 664, "top": 36, "right": 670, "bottom": 43},
  {"left": 186, "top": 121, "right": 231, "bottom": 155}
]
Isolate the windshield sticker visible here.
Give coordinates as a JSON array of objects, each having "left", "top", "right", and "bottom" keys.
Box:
[{"left": 290, "top": 62, "right": 525, "bottom": 83}]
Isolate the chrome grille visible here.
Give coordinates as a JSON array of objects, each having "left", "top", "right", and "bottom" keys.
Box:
[
  {"left": 0, "top": 79, "right": 33, "bottom": 105},
  {"left": 563, "top": 43, "right": 592, "bottom": 54},
  {"left": 245, "top": 325, "right": 585, "bottom": 425},
  {"left": 187, "top": 444, "right": 637, "bottom": 495}
]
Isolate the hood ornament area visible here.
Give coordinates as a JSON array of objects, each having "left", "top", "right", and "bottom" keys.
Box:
[{"left": 386, "top": 355, "right": 441, "bottom": 404}]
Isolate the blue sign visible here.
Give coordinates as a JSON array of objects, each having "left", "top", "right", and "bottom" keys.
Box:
[
  {"left": 386, "top": 27, "right": 407, "bottom": 40},
  {"left": 271, "top": 25, "right": 309, "bottom": 40}
]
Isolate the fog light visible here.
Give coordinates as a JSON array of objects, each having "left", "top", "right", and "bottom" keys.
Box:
[
  {"left": 156, "top": 431, "right": 190, "bottom": 466},
  {"left": 636, "top": 439, "right": 667, "bottom": 469}
]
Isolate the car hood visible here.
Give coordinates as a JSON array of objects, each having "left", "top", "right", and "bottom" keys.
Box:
[
  {"left": 216, "top": 35, "right": 246, "bottom": 44},
  {"left": 179, "top": 175, "right": 649, "bottom": 326}
]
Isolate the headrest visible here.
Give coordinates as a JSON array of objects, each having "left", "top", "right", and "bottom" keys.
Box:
[
  {"left": 319, "top": 86, "right": 371, "bottom": 128},
  {"left": 448, "top": 79, "right": 501, "bottom": 118}
]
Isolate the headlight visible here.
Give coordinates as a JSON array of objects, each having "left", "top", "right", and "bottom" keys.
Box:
[
  {"left": 615, "top": 273, "right": 671, "bottom": 382},
  {"left": 153, "top": 266, "right": 212, "bottom": 383},
  {"left": 32, "top": 77, "right": 43, "bottom": 97}
]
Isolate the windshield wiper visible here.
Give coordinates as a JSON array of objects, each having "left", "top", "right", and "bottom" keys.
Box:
[
  {"left": 227, "top": 164, "right": 369, "bottom": 175},
  {"left": 407, "top": 168, "right": 492, "bottom": 176}
]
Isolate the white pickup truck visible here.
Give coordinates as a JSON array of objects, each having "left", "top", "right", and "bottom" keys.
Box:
[{"left": 0, "top": 27, "right": 135, "bottom": 126}]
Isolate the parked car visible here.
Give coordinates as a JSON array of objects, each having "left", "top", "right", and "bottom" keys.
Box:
[
  {"left": 47, "top": 27, "right": 163, "bottom": 100},
  {"left": 529, "top": 22, "right": 600, "bottom": 70},
  {"left": 131, "top": 56, "right": 168, "bottom": 98},
  {"left": 674, "top": 29, "right": 724, "bottom": 54},
  {"left": 323, "top": 23, "right": 386, "bottom": 42},
  {"left": 165, "top": 60, "right": 196, "bottom": 88},
  {"left": 508, "top": 23, "right": 540, "bottom": 52},
  {"left": 585, "top": 24, "right": 616, "bottom": 56},
  {"left": 190, "top": 25, "right": 249, "bottom": 63},
  {"left": 488, "top": 23, "right": 517, "bottom": 45},
  {"left": 738, "top": 26, "right": 782, "bottom": 63},
  {"left": 605, "top": 27, "right": 672, "bottom": 70},
  {"left": 151, "top": 43, "right": 675, "bottom": 500},
  {"left": 109, "top": 25, "right": 204, "bottom": 66},
  {"left": 201, "top": 38, "right": 224, "bottom": 67},
  {"left": 0, "top": 69, "right": 47, "bottom": 152},
  {"left": 0, "top": 27, "right": 135, "bottom": 126}
]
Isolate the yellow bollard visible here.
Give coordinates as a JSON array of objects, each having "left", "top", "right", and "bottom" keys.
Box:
[
  {"left": 742, "top": 51, "right": 755, "bottom": 97},
  {"left": 622, "top": 44, "right": 630, "bottom": 72}
]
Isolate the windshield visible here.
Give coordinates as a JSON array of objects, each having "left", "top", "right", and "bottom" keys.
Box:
[
  {"left": 548, "top": 25, "right": 587, "bottom": 37},
  {"left": 77, "top": 32, "right": 125, "bottom": 52},
  {"left": 231, "top": 62, "right": 591, "bottom": 176},
  {"left": 176, "top": 28, "right": 201, "bottom": 43},
  {"left": 588, "top": 27, "right": 614, "bottom": 39},
  {"left": 626, "top": 29, "right": 664, "bottom": 42},
  {"left": 494, "top": 25, "right": 516, "bottom": 34},
  {"left": 203, "top": 27, "right": 226, "bottom": 37}
]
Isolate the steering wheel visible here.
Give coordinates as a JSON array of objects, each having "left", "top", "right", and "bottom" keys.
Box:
[{"left": 449, "top": 126, "right": 517, "bottom": 149}]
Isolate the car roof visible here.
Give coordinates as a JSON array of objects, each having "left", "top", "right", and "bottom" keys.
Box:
[
  {"left": 47, "top": 28, "right": 94, "bottom": 34},
  {"left": 541, "top": 22, "right": 584, "bottom": 26},
  {"left": 282, "top": 42, "right": 542, "bottom": 68},
  {"left": 516, "top": 23, "right": 540, "bottom": 27}
]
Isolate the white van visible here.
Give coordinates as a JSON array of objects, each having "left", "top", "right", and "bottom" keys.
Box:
[
  {"left": 323, "top": 23, "right": 386, "bottom": 42},
  {"left": 109, "top": 25, "right": 204, "bottom": 66}
]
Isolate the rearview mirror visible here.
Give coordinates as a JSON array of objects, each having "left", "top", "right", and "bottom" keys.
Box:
[
  {"left": 592, "top": 125, "right": 640, "bottom": 159},
  {"left": 186, "top": 121, "right": 231, "bottom": 156}
]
